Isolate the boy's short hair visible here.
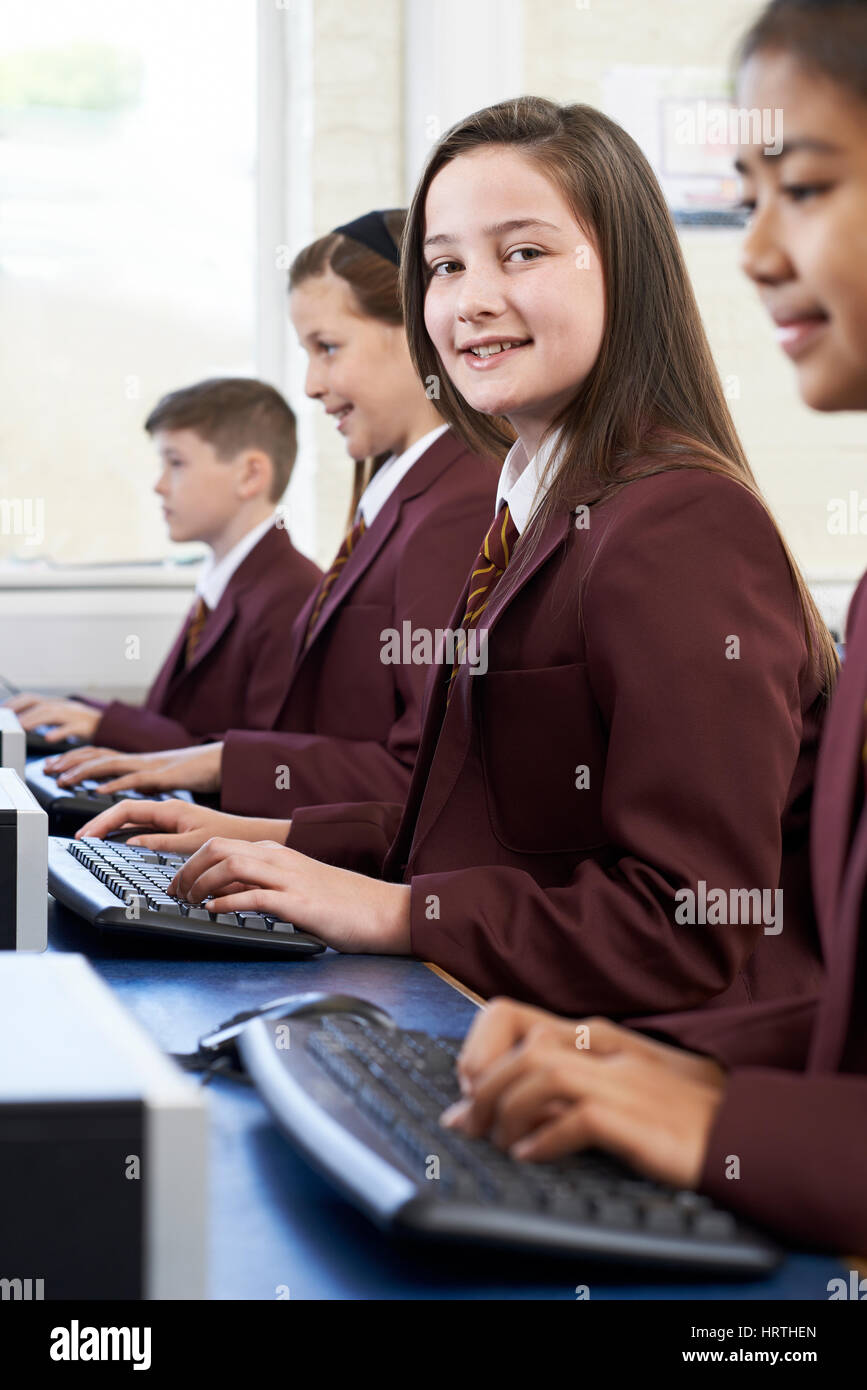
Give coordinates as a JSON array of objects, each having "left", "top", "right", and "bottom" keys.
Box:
[{"left": 144, "top": 378, "right": 297, "bottom": 502}]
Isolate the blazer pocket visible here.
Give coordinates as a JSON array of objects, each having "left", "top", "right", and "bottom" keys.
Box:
[
  {"left": 314, "top": 604, "right": 397, "bottom": 742},
  {"left": 479, "top": 663, "right": 608, "bottom": 854}
]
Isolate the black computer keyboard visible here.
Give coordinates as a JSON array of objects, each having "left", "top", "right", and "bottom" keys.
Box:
[
  {"left": 237, "top": 1001, "right": 782, "bottom": 1274},
  {"left": 48, "top": 836, "right": 326, "bottom": 957},
  {"left": 26, "top": 725, "right": 81, "bottom": 756},
  {"left": 26, "top": 756, "right": 194, "bottom": 831}
]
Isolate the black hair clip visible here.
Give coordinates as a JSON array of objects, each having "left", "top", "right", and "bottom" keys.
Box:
[{"left": 333, "top": 209, "right": 402, "bottom": 266}]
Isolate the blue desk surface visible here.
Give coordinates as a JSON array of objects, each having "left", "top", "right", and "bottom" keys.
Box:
[{"left": 48, "top": 901, "right": 845, "bottom": 1301}]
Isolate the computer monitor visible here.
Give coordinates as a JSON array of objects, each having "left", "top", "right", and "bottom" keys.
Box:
[
  {"left": 0, "top": 708, "right": 26, "bottom": 779},
  {"left": 0, "top": 768, "right": 47, "bottom": 951}
]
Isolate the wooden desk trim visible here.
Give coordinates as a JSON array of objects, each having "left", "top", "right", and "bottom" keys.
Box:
[{"left": 423, "top": 962, "right": 485, "bottom": 1007}]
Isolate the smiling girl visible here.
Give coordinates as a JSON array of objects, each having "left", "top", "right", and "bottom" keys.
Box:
[
  {"left": 84, "top": 98, "right": 834, "bottom": 1023},
  {"left": 50, "top": 210, "right": 498, "bottom": 815},
  {"left": 439, "top": 0, "right": 867, "bottom": 1253}
]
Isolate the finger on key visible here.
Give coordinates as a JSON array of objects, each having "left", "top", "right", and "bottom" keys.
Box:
[
  {"left": 45, "top": 745, "right": 100, "bottom": 773},
  {"left": 77, "top": 798, "right": 175, "bottom": 840},
  {"left": 169, "top": 840, "right": 271, "bottom": 901},
  {"left": 57, "top": 755, "right": 131, "bottom": 786}
]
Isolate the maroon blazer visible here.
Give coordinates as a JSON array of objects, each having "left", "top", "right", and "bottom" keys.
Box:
[
  {"left": 289, "top": 468, "right": 825, "bottom": 1018},
  {"left": 89, "top": 524, "right": 321, "bottom": 751},
  {"left": 219, "top": 430, "right": 500, "bottom": 814},
  {"left": 642, "top": 574, "right": 867, "bottom": 1253}
]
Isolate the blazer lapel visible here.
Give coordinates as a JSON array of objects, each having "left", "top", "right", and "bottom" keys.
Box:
[
  {"left": 164, "top": 590, "right": 237, "bottom": 696},
  {"left": 811, "top": 584, "right": 867, "bottom": 954},
  {"left": 290, "top": 430, "right": 470, "bottom": 672},
  {"left": 445, "top": 508, "right": 573, "bottom": 716},
  {"left": 403, "top": 509, "right": 573, "bottom": 865},
  {"left": 145, "top": 615, "right": 189, "bottom": 712},
  {"left": 810, "top": 807, "right": 867, "bottom": 1069},
  {"left": 152, "top": 525, "right": 289, "bottom": 707}
]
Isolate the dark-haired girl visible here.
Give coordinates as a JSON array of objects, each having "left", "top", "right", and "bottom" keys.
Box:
[{"left": 439, "top": 0, "right": 867, "bottom": 1253}]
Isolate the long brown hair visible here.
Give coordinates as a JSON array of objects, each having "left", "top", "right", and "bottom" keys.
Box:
[
  {"left": 290, "top": 209, "right": 415, "bottom": 525},
  {"left": 400, "top": 96, "right": 837, "bottom": 698}
]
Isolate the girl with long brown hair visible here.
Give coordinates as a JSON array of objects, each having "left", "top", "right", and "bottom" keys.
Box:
[{"left": 83, "top": 99, "right": 831, "bottom": 1025}]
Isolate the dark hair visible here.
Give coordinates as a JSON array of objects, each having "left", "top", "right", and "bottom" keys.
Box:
[
  {"left": 289, "top": 209, "right": 440, "bottom": 524},
  {"left": 144, "top": 377, "right": 297, "bottom": 502},
  {"left": 400, "top": 95, "right": 837, "bottom": 699},
  {"left": 738, "top": 0, "right": 867, "bottom": 101}
]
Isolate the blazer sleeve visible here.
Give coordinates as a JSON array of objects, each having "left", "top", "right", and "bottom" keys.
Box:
[
  {"left": 221, "top": 496, "right": 489, "bottom": 817},
  {"left": 89, "top": 566, "right": 319, "bottom": 754},
  {"left": 409, "top": 474, "right": 815, "bottom": 1016},
  {"left": 698, "top": 1068, "right": 867, "bottom": 1252},
  {"left": 626, "top": 995, "right": 820, "bottom": 1071},
  {"left": 287, "top": 801, "right": 405, "bottom": 876},
  {"left": 91, "top": 702, "right": 202, "bottom": 752}
]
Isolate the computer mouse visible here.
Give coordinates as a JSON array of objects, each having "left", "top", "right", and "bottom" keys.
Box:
[
  {"left": 170, "top": 993, "right": 398, "bottom": 1083},
  {"left": 199, "top": 992, "right": 396, "bottom": 1057}
]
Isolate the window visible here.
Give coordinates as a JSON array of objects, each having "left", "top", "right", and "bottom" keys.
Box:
[{"left": 0, "top": 0, "right": 257, "bottom": 564}]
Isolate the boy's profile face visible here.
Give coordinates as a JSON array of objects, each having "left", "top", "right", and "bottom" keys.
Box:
[{"left": 152, "top": 428, "right": 246, "bottom": 546}]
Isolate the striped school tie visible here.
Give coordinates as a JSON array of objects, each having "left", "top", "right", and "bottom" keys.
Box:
[
  {"left": 447, "top": 504, "right": 519, "bottom": 701},
  {"left": 303, "top": 515, "right": 367, "bottom": 651},
  {"left": 185, "top": 596, "right": 210, "bottom": 667}
]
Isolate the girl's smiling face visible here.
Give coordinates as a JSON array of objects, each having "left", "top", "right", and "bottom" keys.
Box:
[
  {"left": 422, "top": 146, "right": 606, "bottom": 456},
  {"left": 737, "top": 50, "right": 867, "bottom": 411},
  {"left": 290, "top": 268, "right": 422, "bottom": 460}
]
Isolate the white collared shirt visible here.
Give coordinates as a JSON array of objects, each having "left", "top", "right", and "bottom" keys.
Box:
[
  {"left": 355, "top": 423, "right": 450, "bottom": 527},
  {"left": 495, "top": 429, "right": 565, "bottom": 534},
  {"left": 195, "top": 511, "right": 278, "bottom": 611}
]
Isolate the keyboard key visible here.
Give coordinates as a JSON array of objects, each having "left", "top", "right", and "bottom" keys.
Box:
[
  {"left": 693, "top": 1210, "right": 737, "bottom": 1240},
  {"left": 643, "top": 1203, "right": 689, "bottom": 1234},
  {"left": 591, "top": 1197, "right": 637, "bottom": 1228}
]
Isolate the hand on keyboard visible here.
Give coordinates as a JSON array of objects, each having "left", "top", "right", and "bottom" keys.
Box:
[
  {"left": 167, "top": 836, "right": 413, "bottom": 954},
  {"left": 441, "top": 1000, "right": 727, "bottom": 1189},
  {"left": 77, "top": 798, "right": 291, "bottom": 856},
  {"left": 45, "top": 740, "right": 224, "bottom": 795},
  {"left": 3, "top": 692, "right": 100, "bottom": 742},
  {"left": 457, "top": 1000, "right": 726, "bottom": 1092}
]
